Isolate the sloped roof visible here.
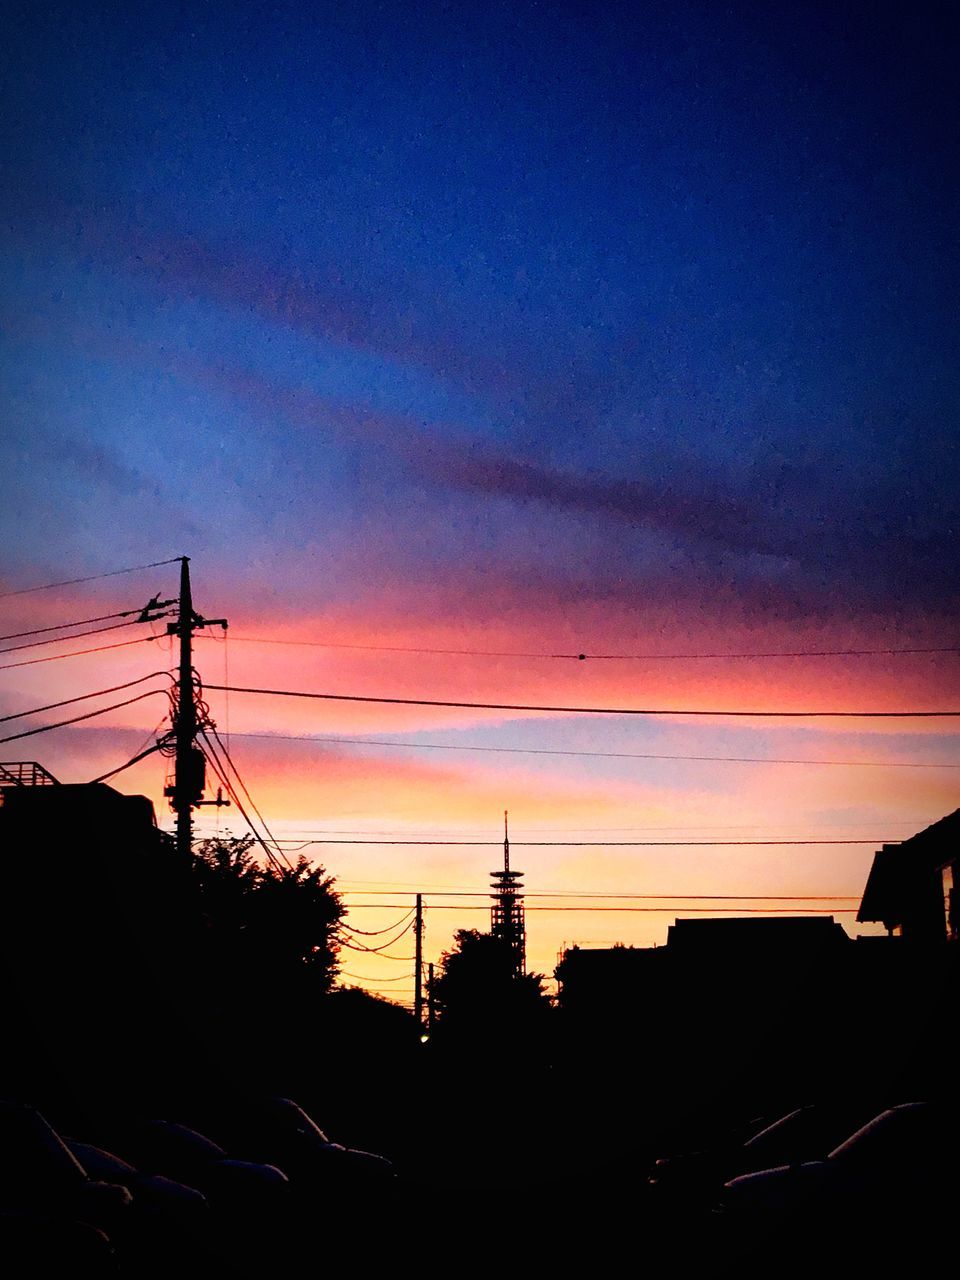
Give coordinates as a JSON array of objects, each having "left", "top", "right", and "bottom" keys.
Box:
[{"left": 857, "top": 808, "right": 960, "bottom": 925}]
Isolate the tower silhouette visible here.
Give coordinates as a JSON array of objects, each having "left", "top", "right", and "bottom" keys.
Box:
[{"left": 490, "top": 810, "right": 526, "bottom": 975}]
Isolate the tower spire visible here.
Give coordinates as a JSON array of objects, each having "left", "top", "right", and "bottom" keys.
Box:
[{"left": 490, "top": 809, "right": 525, "bottom": 976}]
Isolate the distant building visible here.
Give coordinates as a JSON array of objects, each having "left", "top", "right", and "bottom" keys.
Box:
[
  {"left": 857, "top": 809, "right": 959, "bottom": 942},
  {"left": 665, "top": 914, "right": 849, "bottom": 957},
  {"left": 0, "top": 761, "right": 160, "bottom": 851},
  {"left": 556, "top": 914, "right": 848, "bottom": 1015},
  {"left": 555, "top": 941, "right": 661, "bottom": 1011}
]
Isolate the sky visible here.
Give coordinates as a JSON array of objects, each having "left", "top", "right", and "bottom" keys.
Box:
[{"left": 1, "top": 1, "right": 958, "bottom": 996}]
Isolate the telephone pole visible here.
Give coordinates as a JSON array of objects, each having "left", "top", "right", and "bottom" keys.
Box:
[
  {"left": 165, "top": 557, "right": 227, "bottom": 859},
  {"left": 414, "top": 893, "right": 424, "bottom": 1028}
]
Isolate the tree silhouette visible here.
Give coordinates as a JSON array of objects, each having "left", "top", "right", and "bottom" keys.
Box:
[
  {"left": 193, "top": 836, "right": 343, "bottom": 990},
  {"left": 429, "top": 929, "right": 551, "bottom": 1042}
]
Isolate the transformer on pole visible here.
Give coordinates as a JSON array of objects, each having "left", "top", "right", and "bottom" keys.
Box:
[{"left": 163, "top": 557, "right": 228, "bottom": 858}]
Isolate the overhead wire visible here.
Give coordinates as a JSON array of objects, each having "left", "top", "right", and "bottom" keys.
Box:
[
  {"left": 0, "top": 617, "right": 161, "bottom": 656},
  {"left": 207, "top": 682, "right": 960, "bottom": 719},
  {"left": 339, "top": 918, "right": 417, "bottom": 954},
  {"left": 342, "top": 903, "right": 860, "bottom": 914},
  {"left": 0, "top": 608, "right": 143, "bottom": 642},
  {"left": 0, "top": 557, "right": 182, "bottom": 599},
  {"left": 0, "top": 672, "right": 174, "bottom": 725},
  {"left": 340, "top": 908, "right": 416, "bottom": 937},
  {"left": 197, "top": 736, "right": 287, "bottom": 875},
  {"left": 198, "top": 634, "right": 960, "bottom": 661},
  {"left": 0, "top": 688, "right": 172, "bottom": 746},
  {"left": 197, "top": 731, "right": 288, "bottom": 870},
  {"left": 337, "top": 891, "right": 861, "bottom": 901},
  {"left": 340, "top": 972, "right": 415, "bottom": 983},
  {"left": 259, "top": 837, "right": 896, "bottom": 847},
  {"left": 223, "top": 729, "right": 960, "bottom": 771},
  {"left": 88, "top": 741, "right": 166, "bottom": 784},
  {"left": 238, "top": 817, "right": 931, "bottom": 836},
  {"left": 204, "top": 724, "right": 293, "bottom": 870},
  {"left": 0, "top": 635, "right": 161, "bottom": 672}
]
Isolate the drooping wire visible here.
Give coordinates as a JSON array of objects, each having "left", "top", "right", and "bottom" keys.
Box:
[
  {"left": 342, "top": 903, "right": 861, "bottom": 914},
  {"left": 340, "top": 908, "right": 416, "bottom": 937},
  {"left": 196, "top": 732, "right": 277, "bottom": 868},
  {"left": 0, "top": 617, "right": 165, "bottom": 656},
  {"left": 88, "top": 740, "right": 167, "bottom": 784},
  {"left": 197, "top": 633, "right": 960, "bottom": 661},
  {"left": 177, "top": 728, "right": 960, "bottom": 772},
  {"left": 341, "top": 890, "right": 860, "bottom": 901},
  {"left": 0, "top": 688, "right": 172, "bottom": 746},
  {"left": 0, "top": 556, "right": 182, "bottom": 599},
  {"left": 0, "top": 672, "right": 174, "bottom": 725},
  {"left": 203, "top": 723, "right": 293, "bottom": 870},
  {"left": 271, "top": 837, "right": 896, "bottom": 847},
  {"left": 0, "top": 608, "right": 141, "bottom": 642},
  {"left": 196, "top": 736, "right": 287, "bottom": 875},
  {"left": 340, "top": 972, "right": 416, "bottom": 984},
  {"left": 0, "top": 635, "right": 161, "bottom": 672},
  {"left": 206, "top": 682, "right": 960, "bottom": 719},
  {"left": 339, "top": 918, "right": 418, "bottom": 954}
]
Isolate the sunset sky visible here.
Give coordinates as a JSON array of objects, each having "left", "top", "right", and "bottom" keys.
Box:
[{"left": 2, "top": 2, "right": 958, "bottom": 995}]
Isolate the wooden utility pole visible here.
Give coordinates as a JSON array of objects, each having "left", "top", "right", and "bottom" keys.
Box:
[
  {"left": 166, "top": 557, "right": 227, "bottom": 859},
  {"left": 174, "top": 557, "right": 197, "bottom": 860},
  {"left": 414, "top": 892, "right": 424, "bottom": 1028}
]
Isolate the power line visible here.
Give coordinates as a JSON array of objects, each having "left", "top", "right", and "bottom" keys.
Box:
[
  {"left": 0, "top": 635, "right": 160, "bottom": 672},
  {"left": 203, "top": 726, "right": 292, "bottom": 870},
  {"left": 0, "top": 617, "right": 154, "bottom": 656},
  {"left": 340, "top": 972, "right": 415, "bottom": 983},
  {"left": 0, "top": 672, "right": 173, "bottom": 725},
  {"left": 197, "top": 738, "right": 287, "bottom": 875},
  {"left": 88, "top": 741, "right": 165, "bottom": 784},
  {"left": 207, "top": 683, "right": 960, "bottom": 719},
  {"left": 225, "top": 817, "right": 933, "bottom": 838},
  {"left": 337, "top": 891, "right": 861, "bottom": 900},
  {"left": 334, "top": 874, "right": 859, "bottom": 891},
  {"left": 0, "top": 557, "right": 182, "bottom": 599},
  {"left": 342, "top": 904, "right": 861, "bottom": 914},
  {"left": 258, "top": 818, "right": 935, "bottom": 835},
  {"left": 0, "top": 688, "right": 171, "bottom": 746},
  {"left": 341, "top": 908, "right": 416, "bottom": 937},
  {"left": 198, "top": 633, "right": 960, "bottom": 661},
  {"left": 268, "top": 838, "right": 894, "bottom": 847},
  {"left": 201, "top": 733, "right": 292, "bottom": 871},
  {"left": 0, "top": 608, "right": 139, "bottom": 642},
  {"left": 339, "top": 918, "right": 418, "bottom": 954},
  {"left": 226, "top": 729, "right": 960, "bottom": 771}
]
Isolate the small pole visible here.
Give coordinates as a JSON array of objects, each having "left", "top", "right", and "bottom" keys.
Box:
[
  {"left": 428, "top": 962, "right": 435, "bottom": 1033},
  {"left": 414, "top": 892, "right": 423, "bottom": 1028}
]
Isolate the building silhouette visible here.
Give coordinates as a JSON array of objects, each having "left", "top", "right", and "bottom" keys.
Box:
[{"left": 858, "top": 808, "right": 959, "bottom": 942}]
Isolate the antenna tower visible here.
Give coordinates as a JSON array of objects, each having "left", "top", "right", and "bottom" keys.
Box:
[{"left": 490, "top": 809, "right": 526, "bottom": 975}]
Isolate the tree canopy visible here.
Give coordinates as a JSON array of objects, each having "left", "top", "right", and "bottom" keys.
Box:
[
  {"left": 429, "top": 929, "right": 552, "bottom": 1042},
  {"left": 193, "top": 835, "right": 344, "bottom": 991}
]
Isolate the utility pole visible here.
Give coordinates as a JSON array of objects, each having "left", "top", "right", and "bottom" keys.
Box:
[
  {"left": 414, "top": 892, "right": 423, "bottom": 1028},
  {"left": 165, "top": 557, "right": 227, "bottom": 859}
]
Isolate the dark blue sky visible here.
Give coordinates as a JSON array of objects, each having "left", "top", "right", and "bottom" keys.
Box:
[{"left": 2, "top": 0, "right": 958, "bottom": 620}]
